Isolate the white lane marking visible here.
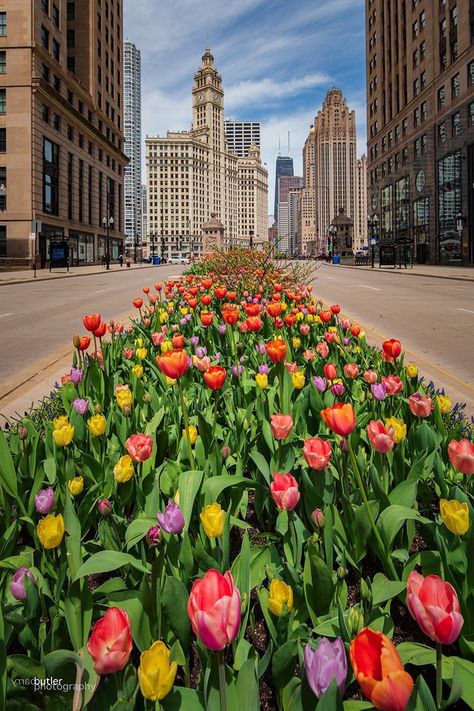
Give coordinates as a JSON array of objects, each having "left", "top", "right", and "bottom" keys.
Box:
[
  {"left": 325, "top": 276, "right": 336, "bottom": 280},
  {"left": 458, "top": 308, "right": 474, "bottom": 314},
  {"left": 95, "top": 287, "right": 112, "bottom": 293},
  {"left": 357, "top": 284, "right": 381, "bottom": 291},
  {"left": 0, "top": 312, "right": 12, "bottom": 318}
]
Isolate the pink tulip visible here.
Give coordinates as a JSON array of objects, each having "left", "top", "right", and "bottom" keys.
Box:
[
  {"left": 151, "top": 332, "right": 165, "bottom": 346},
  {"left": 406, "top": 572, "right": 463, "bottom": 645},
  {"left": 87, "top": 607, "right": 133, "bottom": 674},
  {"left": 194, "top": 355, "right": 211, "bottom": 372},
  {"left": 343, "top": 363, "right": 359, "bottom": 379},
  {"left": 447, "top": 439, "right": 474, "bottom": 475},
  {"left": 125, "top": 434, "right": 153, "bottom": 462},
  {"left": 316, "top": 342, "right": 329, "bottom": 358},
  {"left": 381, "top": 375, "right": 403, "bottom": 395},
  {"left": 270, "top": 414, "right": 293, "bottom": 440},
  {"left": 367, "top": 420, "right": 395, "bottom": 453},
  {"left": 363, "top": 370, "right": 378, "bottom": 384},
  {"left": 300, "top": 323, "right": 310, "bottom": 335},
  {"left": 409, "top": 393, "right": 434, "bottom": 418},
  {"left": 270, "top": 472, "right": 300, "bottom": 511},
  {"left": 187, "top": 569, "right": 241, "bottom": 650},
  {"left": 303, "top": 438, "right": 332, "bottom": 470}
]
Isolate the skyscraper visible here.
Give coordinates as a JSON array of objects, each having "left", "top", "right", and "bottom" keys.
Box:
[
  {"left": 277, "top": 175, "right": 303, "bottom": 254},
  {"left": 366, "top": 0, "right": 474, "bottom": 265},
  {"left": 224, "top": 121, "right": 261, "bottom": 157},
  {"left": 273, "top": 156, "right": 294, "bottom": 226},
  {"left": 355, "top": 155, "right": 368, "bottom": 253},
  {"left": 124, "top": 41, "right": 142, "bottom": 258},
  {"left": 0, "top": 0, "right": 126, "bottom": 264}
]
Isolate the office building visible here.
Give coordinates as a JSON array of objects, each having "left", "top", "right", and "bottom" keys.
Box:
[
  {"left": 124, "top": 40, "right": 141, "bottom": 259},
  {"left": 277, "top": 175, "right": 302, "bottom": 254},
  {"left": 366, "top": 0, "right": 474, "bottom": 264},
  {"left": 224, "top": 120, "right": 261, "bottom": 157},
  {"left": 0, "top": 0, "right": 126, "bottom": 266},
  {"left": 355, "top": 154, "right": 368, "bottom": 252},
  {"left": 273, "top": 155, "right": 294, "bottom": 228}
]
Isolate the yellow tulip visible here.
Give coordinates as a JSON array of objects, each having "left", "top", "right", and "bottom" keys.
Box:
[
  {"left": 161, "top": 340, "right": 173, "bottom": 353},
  {"left": 53, "top": 415, "right": 69, "bottom": 430},
  {"left": 405, "top": 363, "right": 418, "bottom": 379},
  {"left": 68, "top": 476, "right": 84, "bottom": 496},
  {"left": 116, "top": 389, "right": 134, "bottom": 410},
  {"left": 292, "top": 337, "right": 301, "bottom": 349},
  {"left": 306, "top": 314, "right": 314, "bottom": 323},
  {"left": 159, "top": 311, "right": 169, "bottom": 323},
  {"left": 255, "top": 373, "right": 268, "bottom": 389},
  {"left": 37, "top": 514, "right": 65, "bottom": 549},
  {"left": 180, "top": 307, "right": 188, "bottom": 316},
  {"left": 113, "top": 455, "right": 134, "bottom": 484},
  {"left": 138, "top": 641, "right": 177, "bottom": 702},
  {"left": 200, "top": 502, "right": 225, "bottom": 538},
  {"left": 436, "top": 395, "right": 452, "bottom": 415},
  {"left": 135, "top": 338, "right": 144, "bottom": 348},
  {"left": 328, "top": 326, "right": 338, "bottom": 333},
  {"left": 136, "top": 347, "right": 148, "bottom": 360},
  {"left": 132, "top": 364, "right": 144, "bottom": 378},
  {"left": 440, "top": 499, "right": 469, "bottom": 535},
  {"left": 87, "top": 414, "right": 106, "bottom": 437},
  {"left": 280, "top": 302, "right": 287, "bottom": 312},
  {"left": 292, "top": 371, "right": 305, "bottom": 389},
  {"left": 314, "top": 315, "right": 321, "bottom": 323},
  {"left": 53, "top": 423, "right": 74, "bottom": 447},
  {"left": 385, "top": 416, "right": 407, "bottom": 443},
  {"left": 268, "top": 579, "right": 293, "bottom": 616},
  {"left": 183, "top": 425, "right": 198, "bottom": 445},
  {"left": 295, "top": 312, "right": 304, "bottom": 321}
]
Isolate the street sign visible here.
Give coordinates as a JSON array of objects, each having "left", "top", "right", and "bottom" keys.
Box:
[
  {"left": 370, "top": 237, "right": 376, "bottom": 245},
  {"left": 28, "top": 232, "right": 36, "bottom": 241},
  {"left": 32, "top": 220, "right": 42, "bottom": 233}
]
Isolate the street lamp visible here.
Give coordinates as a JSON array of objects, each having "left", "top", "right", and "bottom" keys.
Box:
[
  {"left": 150, "top": 231, "right": 156, "bottom": 263},
  {"left": 249, "top": 228, "right": 254, "bottom": 249},
  {"left": 102, "top": 215, "right": 114, "bottom": 270},
  {"left": 367, "top": 214, "right": 379, "bottom": 268},
  {"left": 328, "top": 225, "right": 337, "bottom": 261}
]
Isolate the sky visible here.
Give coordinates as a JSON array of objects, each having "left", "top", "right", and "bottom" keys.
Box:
[{"left": 124, "top": 0, "right": 367, "bottom": 215}]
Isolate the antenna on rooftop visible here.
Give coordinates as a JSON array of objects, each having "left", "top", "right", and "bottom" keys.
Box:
[
  {"left": 288, "top": 131, "right": 290, "bottom": 156},
  {"left": 278, "top": 136, "right": 281, "bottom": 156}
]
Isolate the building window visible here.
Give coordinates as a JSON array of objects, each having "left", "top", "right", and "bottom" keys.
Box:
[
  {"left": 43, "top": 138, "right": 59, "bottom": 215},
  {"left": 438, "top": 85, "right": 446, "bottom": 108},
  {"left": 41, "top": 0, "right": 49, "bottom": 12},
  {"left": 0, "top": 226, "right": 6, "bottom": 257},
  {"left": 413, "top": 20, "right": 418, "bottom": 39},
  {"left": 0, "top": 12, "right": 6, "bottom": 36},
  {"left": 421, "top": 101, "right": 427, "bottom": 121},
  {"left": 413, "top": 49, "right": 418, "bottom": 67},
  {"left": 41, "top": 26, "right": 49, "bottom": 50},
  {"left": 420, "top": 10, "right": 426, "bottom": 30},
  {"left": 450, "top": 5, "right": 458, "bottom": 28},
  {"left": 452, "top": 111, "right": 461, "bottom": 135},
  {"left": 438, "top": 121, "right": 447, "bottom": 143},
  {"left": 0, "top": 167, "right": 6, "bottom": 210},
  {"left": 421, "top": 134, "right": 428, "bottom": 154},
  {"left": 451, "top": 73, "right": 460, "bottom": 98},
  {"left": 42, "top": 64, "right": 50, "bottom": 81},
  {"left": 420, "top": 71, "right": 426, "bottom": 90},
  {"left": 53, "top": 74, "right": 60, "bottom": 92},
  {"left": 67, "top": 89, "right": 73, "bottom": 105},
  {"left": 414, "top": 107, "right": 420, "bottom": 126},
  {"left": 0, "top": 89, "right": 5, "bottom": 114},
  {"left": 67, "top": 30, "right": 75, "bottom": 48},
  {"left": 52, "top": 39, "right": 60, "bottom": 61},
  {"left": 440, "top": 18, "right": 447, "bottom": 40},
  {"left": 67, "top": 57, "right": 76, "bottom": 73},
  {"left": 67, "top": 1, "right": 75, "bottom": 21},
  {"left": 414, "top": 138, "right": 421, "bottom": 158},
  {"left": 420, "top": 40, "right": 426, "bottom": 60},
  {"left": 469, "top": 102, "right": 474, "bottom": 127},
  {"left": 0, "top": 51, "right": 5, "bottom": 73},
  {"left": 413, "top": 198, "right": 430, "bottom": 251},
  {"left": 0, "top": 128, "right": 5, "bottom": 152},
  {"left": 438, "top": 151, "right": 461, "bottom": 263},
  {"left": 414, "top": 78, "right": 420, "bottom": 96},
  {"left": 52, "top": 4, "right": 59, "bottom": 25},
  {"left": 468, "top": 61, "right": 474, "bottom": 87},
  {"left": 78, "top": 159, "right": 83, "bottom": 222},
  {"left": 402, "top": 118, "right": 408, "bottom": 135},
  {"left": 67, "top": 124, "right": 73, "bottom": 141},
  {"left": 42, "top": 104, "right": 49, "bottom": 123},
  {"left": 53, "top": 113, "right": 60, "bottom": 130}
]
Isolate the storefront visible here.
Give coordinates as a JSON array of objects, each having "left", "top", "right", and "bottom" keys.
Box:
[
  {"left": 69, "top": 232, "right": 95, "bottom": 266},
  {"left": 438, "top": 151, "right": 462, "bottom": 265}
]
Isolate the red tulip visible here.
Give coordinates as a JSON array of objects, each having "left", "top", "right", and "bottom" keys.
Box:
[
  {"left": 350, "top": 325, "right": 361, "bottom": 336},
  {"left": 321, "top": 403, "right": 356, "bottom": 436},
  {"left": 267, "top": 302, "right": 282, "bottom": 318},
  {"left": 303, "top": 437, "right": 332, "bottom": 470},
  {"left": 367, "top": 420, "right": 395, "bottom": 453},
  {"left": 270, "top": 414, "right": 293, "bottom": 440},
  {"left": 133, "top": 299, "right": 143, "bottom": 309},
  {"left": 350, "top": 628, "right": 413, "bottom": 711},
  {"left": 408, "top": 393, "right": 433, "bottom": 418},
  {"left": 448, "top": 438, "right": 474, "bottom": 475},
  {"left": 83, "top": 314, "right": 101, "bottom": 332},
  {"left": 222, "top": 308, "right": 239, "bottom": 325},
  {"left": 214, "top": 286, "right": 227, "bottom": 299},
  {"left": 382, "top": 338, "right": 402, "bottom": 359},
  {"left": 201, "top": 294, "right": 212, "bottom": 306},
  {"left": 142, "top": 287, "right": 150, "bottom": 294},
  {"left": 156, "top": 349, "right": 189, "bottom": 379},
  {"left": 154, "top": 282, "right": 162, "bottom": 291},
  {"left": 319, "top": 310, "right": 332, "bottom": 323},
  {"left": 202, "top": 278, "right": 213, "bottom": 290},
  {"left": 266, "top": 338, "right": 287, "bottom": 363},
  {"left": 284, "top": 313, "right": 296, "bottom": 327},
  {"left": 94, "top": 322, "right": 107, "bottom": 338},
  {"left": 330, "top": 304, "right": 340, "bottom": 314},
  {"left": 187, "top": 569, "right": 241, "bottom": 650},
  {"left": 87, "top": 607, "right": 133, "bottom": 674},
  {"left": 244, "top": 303, "right": 260, "bottom": 317},
  {"left": 203, "top": 366, "right": 227, "bottom": 390},
  {"left": 172, "top": 333, "right": 185, "bottom": 349},
  {"left": 200, "top": 311, "right": 214, "bottom": 327},
  {"left": 406, "top": 572, "right": 464, "bottom": 645},
  {"left": 246, "top": 316, "right": 262, "bottom": 332},
  {"left": 79, "top": 336, "right": 91, "bottom": 351},
  {"left": 324, "top": 362, "right": 337, "bottom": 380},
  {"left": 125, "top": 434, "right": 153, "bottom": 462},
  {"left": 270, "top": 472, "right": 300, "bottom": 511}
]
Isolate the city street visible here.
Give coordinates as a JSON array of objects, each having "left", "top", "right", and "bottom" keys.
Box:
[{"left": 0, "top": 262, "right": 473, "bottom": 418}]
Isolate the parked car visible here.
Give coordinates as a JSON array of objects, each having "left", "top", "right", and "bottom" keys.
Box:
[{"left": 169, "top": 257, "right": 190, "bottom": 265}]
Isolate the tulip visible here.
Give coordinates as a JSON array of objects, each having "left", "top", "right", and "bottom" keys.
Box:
[
  {"left": 246, "top": 315, "right": 262, "bottom": 332},
  {"left": 73, "top": 398, "right": 89, "bottom": 416},
  {"left": 331, "top": 382, "right": 345, "bottom": 397},
  {"left": 316, "top": 341, "right": 329, "bottom": 358},
  {"left": 182, "top": 424, "right": 198, "bottom": 445},
  {"left": 255, "top": 373, "right": 268, "bottom": 389},
  {"left": 146, "top": 525, "right": 161, "bottom": 546},
  {"left": 364, "top": 369, "right": 378, "bottom": 384},
  {"left": 405, "top": 362, "right": 418, "bottom": 379},
  {"left": 371, "top": 382, "right": 387, "bottom": 401},
  {"left": 381, "top": 375, "right": 403, "bottom": 395},
  {"left": 151, "top": 332, "right": 165, "bottom": 346},
  {"left": 304, "top": 638, "right": 347, "bottom": 698},
  {"left": 68, "top": 476, "right": 84, "bottom": 496},
  {"left": 265, "top": 338, "right": 287, "bottom": 363},
  {"left": 37, "top": 513, "right": 65, "bottom": 549},
  {"left": 385, "top": 416, "right": 407, "bottom": 443},
  {"left": 201, "top": 311, "right": 214, "bottom": 327},
  {"left": 382, "top": 338, "right": 402, "bottom": 359},
  {"left": 291, "top": 371, "right": 305, "bottom": 389},
  {"left": 156, "top": 349, "right": 189, "bottom": 379},
  {"left": 344, "top": 363, "right": 359, "bottom": 378},
  {"left": 204, "top": 365, "right": 227, "bottom": 390},
  {"left": 408, "top": 393, "right": 434, "bottom": 418},
  {"left": 270, "top": 472, "right": 300, "bottom": 511},
  {"left": 125, "top": 434, "right": 153, "bottom": 462},
  {"left": 324, "top": 362, "right": 337, "bottom": 380},
  {"left": 138, "top": 640, "right": 177, "bottom": 702},
  {"left": 258, "top": 363, "right": 269, "bottom": 375},
  {"left": 133, "top": 298, "right": 143, "bottom": 309},
  {"left": 367, "top": 420, "right": 395, "bottom": 453},
  {"left": 70, "top": 367, "right": 83, "bottom": 384},
  {"left": 116, "top": 388, "right": 134, "bottom": 410},
  {"left": 87, "top": 414, "right": 106, "bottom": 437},
  {"left": 53, "top": 423, "right": 74, "bottom": 447},
  {"left": 350, "top": 628, "right": 413, "bottom": 711},
  {"left": 157, "top": 500, "right": 185, "bottom": 535},
  {"left": 136, "top": 347, "right": 147, "bottom": 360},
  {"left": 436, "top": 395, "right": 452, "bottom": 414},
  {"left": 406, "top": 571, "right": 463, "bottom": 645},
  {"left": 97, "top": 498, "right": 112, "bottom": 516},
  {"left": 132, "top": 364, "right": 144, "bottom": 378},
  {"left": 312, "top": 376, "right": 327, "bottom": 392},
  {"left": 79, "top": 335, "right": 91, "bottom": 351},
  {"left": 200, "top": 502, "right": 226, "bottom": 538},
  {"left": 35, "top": 486, "right": 55, "bottom": 514},
  {"left": 113, "top": 455, "right": 134, "bottom": 483},
  {"left": 440, "top": 499, "right": 469, "bottom": 535},
  {"left": 83, "top": 314, "right": 101, "bottom": 332},
  {"left": 311, "top": 508, "right": 325, "bottom": 528},
  {"left": 10, "top": 567, "right": 36, "bottom": 601},
  {"left": 94, "top": 322, "right": 107, "bottom": 338},
  {"left": 303, "top": 437, "right": 332, "bottom": 470},
  {"left": 321, "top": 402, "right": 356, "bottom": 436},
  {"left": 270, "top": 414, "right": 293, "bottom": 440},
  {"left": 87, "top": 607, "right": 133, "bottom": 675},
  {"left": 188, "top": 569, "right": 241, "bottom": 650},
  {"left": 268, "top": 579, "right": 293, "bottom": 616},
  {"left": 448, "top": 438, "right": 474, "bottom": 475}
]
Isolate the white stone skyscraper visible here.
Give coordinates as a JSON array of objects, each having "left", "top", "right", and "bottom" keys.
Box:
[
  {"left": 224, "top": 121, "right": 261, "bottom": 157},
  {"left": 124, "top": 41, "right": 142, "bottom": 257}
]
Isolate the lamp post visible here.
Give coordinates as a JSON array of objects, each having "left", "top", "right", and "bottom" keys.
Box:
[
  {"left": 249, "top": 228, "right": 254, "bottom": 250},
  {"left": 328, "top": 225, "right": 337, "bottom": 261},
  {"left": 367, "top": 214, "right": 379, "bottom": 268},
  {"left": 102, "top": 215, "right": 114, "bottom": 270},
  {"left": 150, "top": 231, "right": 156, "bottom": 263}
]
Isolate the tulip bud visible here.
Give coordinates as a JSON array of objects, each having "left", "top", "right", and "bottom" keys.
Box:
[
  {"left": 348, "top": 606, "right": 364, "bottom": 635},
  {"left": 360, "top": 578, "right": 373, "bottom": 621},
  {"left": 18, "top": 426, "right": 28, "bottom": 441},
  {"left": 73, "top": 333, "right": 81, "bottom": 348},
  {"left": 311, "top": 508, "right": 325, "bottom": 529},
  {"left": 122, "top": 405, "right": 132, "bottom": 417},
  {"left": 146, "top": 525, "right": 161, "bottom": 547},
  {"left": 221, "top": 445, "right": 231, "bottom": 459},
  {"left": 337, "top": 566, "right": 346, "bottom": 579},
  {"left": 109, "top": 319, "right": 115, "bottom": 328},
  {"left": 94, "top": 403, "right": 103, "bottom": 414},
  {"left": 143, "top": 393, "right": 152, "bottom": 403},
  {"left": 97, "top": 498, "right": 112, "bottom": 516}
]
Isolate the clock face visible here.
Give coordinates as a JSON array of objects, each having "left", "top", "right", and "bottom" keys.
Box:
[
  {"left": 213, "top": 93, "right": 221, "bottom": 104},
  {"left": 416, "top": 169, "right": 426, "bottom": 192},
  {"left": 371, "top": 194, "right": 377, "bottom": 211},
  {"left": 196, "top": 92, "right": 205, "bottom": 103}
]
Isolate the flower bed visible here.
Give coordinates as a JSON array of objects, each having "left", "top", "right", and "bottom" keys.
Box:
[{"left": 1, "top": 250, "right": 473, "bottom": 710}]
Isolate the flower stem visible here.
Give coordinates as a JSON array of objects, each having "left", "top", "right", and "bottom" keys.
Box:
[
  {"left": 348, "top": 440, "right": 398, "bottom": 580},
  {"left": 436, "top": 642, "right": 443, "bottom": 708},
  {"left": 217, "top": 650, "right": 228, "bottom": 711},
  {"left": 178, "top": 380, "right": 196, "bottom": 470}
]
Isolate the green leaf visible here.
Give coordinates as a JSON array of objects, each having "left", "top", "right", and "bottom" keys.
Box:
[
  {"left": 272, "top": 638, "right": 298, "bottom": 689},
  {"left": 178, "top": 469, "right": 203, "bottom": 531},
  {"left": 125, "top": 517, "right": 157, "bottom": 550},
  {"left": 63, "top": 492, "right": 82, "bottom": 579},
  {"left": 236, "top": 658, "right": 260, "bottom": 711},
  {"left": 303, "top": 541, "right": 334, "bottom": 622},
  {"left": 0, "top": 428, "right": 17, "bottom": 497},
  {"left": 161, "top": 576, "right": 191, "bottom": 649},
  {"left": 7, "top": 655, "right": 45, "bottom": 679},
  {"left": 162, "top": 687, "right": 206, "bottom": 711},
  {"left": 202, "top": 474, "right": 256, "bottom": 504},
  {"left": 73, "top": 551, "right": 149, "bottom": 581},
  {"left": 64, "top": 580, "right": 93, "bottom": 651},
  {"left": 377, "top": 505, "right": 432, "bottom": 549},
  {"left": 371, "top": 573, "right": 406, "bottom": 606},
  {"left": 388, "top": 479, "right": 418, "bottom": 509},
  {"left": 250, "top": 449, "right": 271, "bottom": 484},
  {"left": 317, "top": 678, "right": 344, "bottom": 711}
]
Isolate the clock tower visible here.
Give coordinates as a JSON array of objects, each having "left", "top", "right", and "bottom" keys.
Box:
[{"left": 192, "top": 48, "right": 225, "bottom": 153}]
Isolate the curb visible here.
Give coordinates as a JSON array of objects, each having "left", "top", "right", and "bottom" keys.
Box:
[
  {"left": 0, "top": 263, "right": 159, "bottom": 287},
  {"left": 331, "top": 263, "right": 474, "bottom": 283}
]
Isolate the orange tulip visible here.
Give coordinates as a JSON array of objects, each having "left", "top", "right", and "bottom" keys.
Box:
[
  {"left": 142, "top": 287, "right": 150, "bottom": 294},
  {"left": 201, "top": 311, "right": 214, "bottom": 327},
  {"left": 188, "top": 297, "right": 198, "bottom": 309},
  {"left": 156, "top": 349, "right": 189, "bottom": 379},
  {"left": 79, "top": 336, "right": 91, "bottom": 351},
  {"left": 94, "top": 322, "right": 107, "bottom": 338},
  {"left": 319, "top": 310, "right": 332, "bottom": 323},
  {"left": 202, "top": 278, "right": 213, "bottom": 290},
  {"left": 321, "top": 402, "right": 356, "bottom": 436},
  {"left": 284, "top": 314, "right": 297, "bottom": 327},
  {"left": 267, "top": 302, "right": 282, "bottom": 318},
  {"left": 350, "top": 628, "right": 413, "bottom": 711},
  {"left": 154, "top": 283, "right": 162, "bottom": 291},
  {"left": 133, "top": 298, "right": 143, "bottom": 309},
  {"left": 246, "top": 316, "right": 262, "bottom": 332},
  {"left": 201, "top": 294, "right": 212, "bottom": 306},
  {"left": 172, "top": 333, "right": 185, "bottom": 348},
  {"left": 244, "top": 303, "right": 260, "bottom": 317},
  {"left": 222, "top": 308, "right": 239, "bottom": 325},
  {"left": 266, "top": 338, "right": 287, "bottom": 363},
  {"left": 83, "top": 314, "right": 101, "bottom": 332},
  {"left": 214, "top": 286, "right": 227, "bottom": 299},
  {"left": 204, "top": 366, "right": 227, "bottom": 390}
]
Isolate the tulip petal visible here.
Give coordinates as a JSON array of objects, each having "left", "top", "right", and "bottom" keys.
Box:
[
  {"left": 192, "top": 610, "right": 228, "bottom": 650},
  {"left": 371, "top": 671, "right": 414, "bottom": 711}
]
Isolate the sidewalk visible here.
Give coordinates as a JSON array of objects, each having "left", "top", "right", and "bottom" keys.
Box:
[
  {"left": 0, "top": 262, "right": 157, "bottom": 286},
  {"left": 329, "top": 262, "right": 474, "bottom": 282}
]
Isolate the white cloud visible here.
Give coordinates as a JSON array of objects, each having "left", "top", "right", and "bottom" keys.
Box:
[{"left": 225, "top": 73, "right": 331, "bottom": 110}]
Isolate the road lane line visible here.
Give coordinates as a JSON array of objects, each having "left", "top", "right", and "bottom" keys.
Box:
[
  {"left": 357, "top": 284, "right": 381, "bottom": 291},
  {"left": 0, "top": 312, "right": 12, "bottom": 318},
  {"left": 457, "top": 308, "right": 474, "bottom": 314}
]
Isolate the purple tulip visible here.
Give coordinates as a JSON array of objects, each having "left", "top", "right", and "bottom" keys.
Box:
[
  {"left": 157, "top": 500, "right": 185, "bottom": 535},
  {"left": 371, "top": 382, "right": 387, "bottom": 401},
  {"left": 304, "top": 638, "right": 347, "bottom": 698},
  {"left": 196, "top": 346, "right": 207, "bottom": 358},
  {"left": 258, "top": 363, "right": 269, "bottom": 375},
  {"left": 331, "top": 383, "right": 345, "bottom": 397},
  {"left": 312, "top": 376, "right": 327, "bottom": 392},
  {"left": 232, "top": 364, "right": 243, "bottom": 377},
  {"left": 179, "top": 317, "right": 187, "bottom": 326},
  {"left": 190, "top": 336, "right": 200, "bottom": 346},
  {"left": 97, "top": 498, "right": 112, "bottom": 516},
  {"left": 73, "top": 398, "right": 89, "bottom": 415},
  {"left": 146, "top": 525, "right": 161, "bottom": 547},
  {"left": 35, "top": 486, "right": 55, "bottom": 514},
  {"left": 213, "top": 352, "right": 221, "bottom": 361},
  {"left": 343, "top": 337, "right": 351, "bottom": 345},
  {"left": 70, "top": 367, "right": 83, "bottom": 385},
  {"left": 256, "top": 343, "right": 266, "bottom": 355},
  {"left": 10, "top": 567, "right": 35, "bottom": 601},
  {"left": 217, "top": 324, "right": 227, "bottom": 335}
]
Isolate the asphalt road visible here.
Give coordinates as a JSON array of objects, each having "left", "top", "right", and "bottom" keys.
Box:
[{"left": 0, "top": 261, "right": 473, "bottom": 416}]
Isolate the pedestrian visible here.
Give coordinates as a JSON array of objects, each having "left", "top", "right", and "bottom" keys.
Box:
[
  {"left": 101, "top": 254, "right": 106, "bottom": 268},
  {"left": 119, "top": 254, "right": 123, "bottom": 267}
]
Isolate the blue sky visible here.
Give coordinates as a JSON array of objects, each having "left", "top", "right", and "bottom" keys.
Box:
[{"left": 124, "top": 0, "right": 367, "bottom": 214}]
